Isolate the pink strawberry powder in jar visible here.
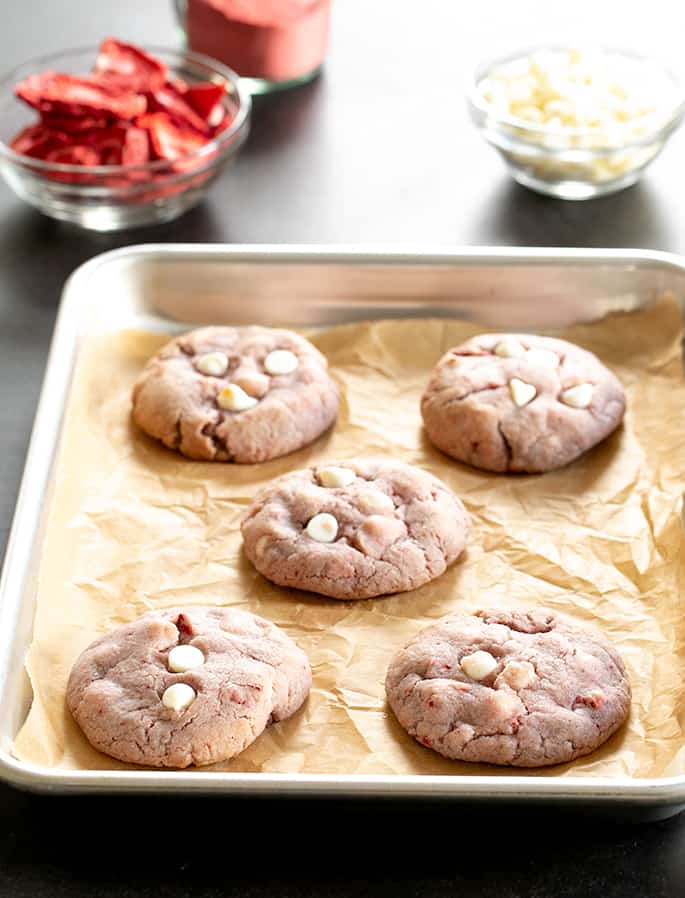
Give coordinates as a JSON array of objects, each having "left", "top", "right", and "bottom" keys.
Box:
[{"left": 174, "top": 0, "right": 331, "bottom": 93}]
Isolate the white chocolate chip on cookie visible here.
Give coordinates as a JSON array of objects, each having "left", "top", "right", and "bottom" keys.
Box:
[
  {"left": 496, "top": 660, "right": 536, "bottom": 691},
  {"left": 305, "top": 512, "right": 338, "bottom": 543},
  {"left": 460, "top": 650, "right": 498, "bottom": 680},
  {"left": 560, "top": 383, "right": 594, "bottom": 409},
  {"left": 524, "top": 347, "right": 559, "bottom": 368},
  {"left": 161, "top": 682, "right": 196, "bottom": 712},
  {"left": 494, "top": 336, "right": 526, "bottom": 358},
  {"left": 509, "top": 377, "right": 537, "bottom": 408},
  {"left": 318, "top": 466, "right": 356, "bottom": 488},
  {"left": 217, "top": 383, "right": 258, "bottom": 412},
  {"left": 264, "top": 349, "right": 299, "bottom": 375},
  {"left": 195, "top": 351, "right": 229, "bottom": 376},
  {"left": 168, "top": 645, "right": 205, "bottom": 673}
]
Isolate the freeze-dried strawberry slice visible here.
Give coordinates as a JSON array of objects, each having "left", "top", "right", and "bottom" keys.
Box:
[
  {"left": 137, "top": 112, "right": 207, "bottom": 162},
  {"left": 40, "top": 112, "right": 111, "bottom": 133},
  {"left": 10, "top": 123, "right": 54, "bottom": 154},
  {"left": 94, "top": 38, "right": 167, "bottom": 92},
  {"left": 148, "top": 82, "right": 210, "bottom": 134},
  {"left": 73, "top": 124, "right": 151, "bottom": 165},
  {"left": 184, "top": 82, "right": 227, "bottom": 124},
  {"left": 168, "top": 78, "right": 188, "bottom": 93},
  {"left": 80, "top": 126, "right": 128, "bottom": 164},
  {"left": 121, "top": 126, "right": 151, "bottom": 165},
  {"left": 45, "top": 145, "right": 101, "bottom": 165},
  {"left": 10, "top": 123, "right": 70, "bottom": 159},
  {"left": 16, "top": 72, "right": 146, "bottom": 120}
]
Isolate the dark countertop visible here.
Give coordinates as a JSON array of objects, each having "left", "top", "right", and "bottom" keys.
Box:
[{"left": 1, "top": 2, "right": 685, "bottom": 895}]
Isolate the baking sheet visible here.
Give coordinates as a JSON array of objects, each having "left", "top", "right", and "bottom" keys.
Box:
[{"left": 13, "top": 295, "right": 685, "bottom": 778}]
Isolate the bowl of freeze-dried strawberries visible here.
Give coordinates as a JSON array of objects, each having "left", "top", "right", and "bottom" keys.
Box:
[{"left": 0, "top": 39, "right": 251, "bottom": 230}]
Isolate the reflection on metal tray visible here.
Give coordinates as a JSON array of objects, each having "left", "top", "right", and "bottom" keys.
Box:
[{"left": 1, "top": 244, "right": 684, "bottom": 816}]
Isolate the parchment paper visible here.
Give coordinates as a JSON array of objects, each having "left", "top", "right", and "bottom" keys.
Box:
[{"left": 14, "top": 296, "right": 685, "bottom": 778}]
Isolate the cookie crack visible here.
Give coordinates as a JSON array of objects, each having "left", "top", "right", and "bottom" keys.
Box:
[
  {"left": 497, "top": 421, "right": 513, "bottom": 469},
  {"left": 173, "top": 415, "right": 183, "bottom": 451},
  {"left": 439, "top": 383, "right": 506, "bottom": 405},
  {"left": 201, "top": 417, "right": 234, "bottom": 461}
]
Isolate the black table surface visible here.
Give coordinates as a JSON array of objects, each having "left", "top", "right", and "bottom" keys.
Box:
[{"left": 2, "top": 2, "right": 685, "bottom": 895}]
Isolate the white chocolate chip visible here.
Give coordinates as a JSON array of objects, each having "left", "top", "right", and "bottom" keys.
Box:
[
  {"left": 494, "top": 336, "right": 526, "bottom": 358},
  {"left": 480, "top": 48, "right": 678, "bottom": 133},
  {"left": 161, "top": 682, "right": 196, "bottom": 712},
  {"left": 195, "top": 351, "right": 229, "bottom": 377},
  {"left": 168, "top": 645, "right": 205, "bottom": 673},
  {"left": 524, "top": 347, "right": 559, "bottom": 368},
  {"left": 509, "top": 377, "right": 537, "bottom": 408},
  {"left": 460, "top": 650, "right": 498, "bottom": 680},
  {"left": 305, "top": 512, "right": 338, "bottom": 543},
  {"left": 264, "top": 349, "right": 298, "bottom": 376},
  {"left": 560, "top": 383, "right": 594, "bottom": 409},
  {"left": 318, "top": 466, "right": 356, "bottom": 488},
  {"left": 217, "top": 383, "right": 258, "bottom": 412},
  {"left": 496, "top": 660, "right": 536, "bottom": 691}
]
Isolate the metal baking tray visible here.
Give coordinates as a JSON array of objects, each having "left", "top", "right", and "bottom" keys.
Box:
[{"left": 1, "top": 244, "right": 684, "bottom": 814}]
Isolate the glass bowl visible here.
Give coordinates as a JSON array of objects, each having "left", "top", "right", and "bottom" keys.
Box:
[
  {"left": 467, "top": 47, "right": 685, "bottom": 200},
  {"left": 0, "top": 46, "right": 251, "bottom": 230}
]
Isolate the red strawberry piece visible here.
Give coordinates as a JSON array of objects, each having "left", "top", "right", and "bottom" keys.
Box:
[
  {"left": 40, "top": 112, "right": 111, "bottom": 133},
  {"left": 175, "top": 613, "right": 195, "bottom": 635},
  {"left": 81, "top": 125, "right": 150, "bottom": 166},
  {"left": 121, "top": 126, "right": 150, "bottom": 165},
  {"left": 16, "top": 71, "right": 146, "bottom": 121},
  {"left": 147, "top": 82, "right": 211, "bottom": 134},
  {"left": 10, "top": 123, "right": 70, "bottom": 159},
  {"left": 87, "top": 129, "right": 128, "bottom": 165},
  {"left": 9, "top": 123, "right": 42, "bottom": 154},
  {"left": 573, "top": 690, "right": 605, "bottom": 710},
  {"left": 45, "top": 145, "right": 101, "bottom": 165},
  {"left": 93, "top": 38, "right": 167, "bottom": 92},
  {"left": 168, "top": 79, "right": 189, "bottom": 94},
  {"left": 137, "top": 112, "right": 207, "bottom": 162},
  {"left": 184, "top": 82, "right": 227, "bottom": 122}
]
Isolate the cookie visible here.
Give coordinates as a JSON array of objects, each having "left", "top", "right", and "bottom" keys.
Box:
[
  {"left": 67, "top": 606, "right": 311, "bottom": 768},
  {"left": 385, "top": 608, "right": 631, "bottom": 767},
  {"left": 131, "top": 326, "right": 339, "bottom": 463},
  {"left": 421, "top": 334, "right": 625, "bottom": 473},
  {"left": 241, "top": 458, "right": 470, "bottom": 600}
]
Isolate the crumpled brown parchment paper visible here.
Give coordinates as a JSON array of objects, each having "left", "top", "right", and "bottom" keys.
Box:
[{"left": 13, "top": 295, "right": 685, "bottom": 778}]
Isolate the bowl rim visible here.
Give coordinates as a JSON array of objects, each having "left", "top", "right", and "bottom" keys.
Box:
[
  {"left": 0, "top": 44, "right": 252, "bottom": 175},
  {"left": 466, "top": 43, "right": 685, "bottom": 148}
]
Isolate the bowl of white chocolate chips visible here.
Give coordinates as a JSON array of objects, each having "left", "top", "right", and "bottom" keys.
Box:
[{"left": 467, "top": 46, "right": 685, "bottom": 199}]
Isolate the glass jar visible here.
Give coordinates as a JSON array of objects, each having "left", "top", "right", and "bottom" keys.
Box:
[{"left": 173, "top": 0, "right": 331, "bottom": 94}]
